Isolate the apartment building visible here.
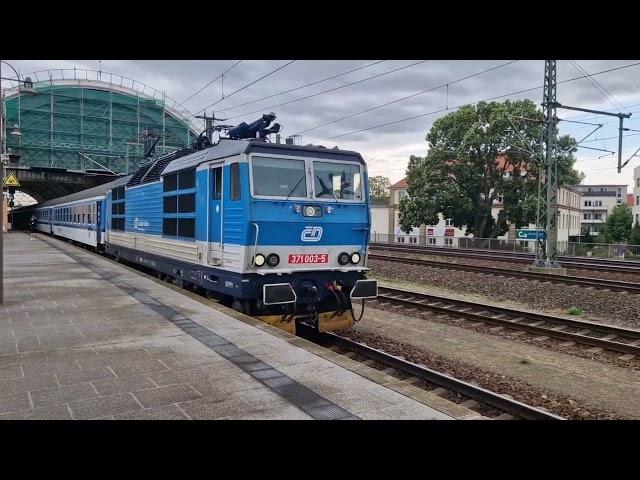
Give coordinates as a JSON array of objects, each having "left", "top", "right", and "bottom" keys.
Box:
[{"left": 569, "top": 184, "right": 628, "bottom": 236}]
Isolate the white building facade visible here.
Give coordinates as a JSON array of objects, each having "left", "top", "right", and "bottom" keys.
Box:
[{"left": 569, "top": 184, "right": 628, "bottom": 237}]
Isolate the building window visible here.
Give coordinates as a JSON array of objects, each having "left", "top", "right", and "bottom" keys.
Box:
[
  {"left": 111, "top": 186, "right": 126, "bottom": 231},
  {"left": 162, "top": 168, "right": 196, "bottom": 240},
  {"left": 409, "top": 236, "right": 417, "bottom": 244},
  {"left": 445, "top": 218, "right": 453, "bottom": 226},
  {"left": 584, "top": 200, "right": 591, "bottom": 207},
  {"left": 594, "top": 213, "right": 603, "bottom": 220},
  {"left": 584, "top": 213, "right": 591, "bottom": 220},
  {"left": 428, "top": 238, "right": 436, "bottom": 245},
  {"left": 396, "top": 236, "right": 405, "bottom": 243},
  {"left": 444, "top": 238, "right": 453, "bottom": 246},
  {"left": 637, "top": 196, "right": 640, "bottom": 206},
  {"left": 595, "top": 200, "right": 602, "bottom": 207}
]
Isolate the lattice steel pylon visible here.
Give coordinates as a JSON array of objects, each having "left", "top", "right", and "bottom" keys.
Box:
[{"left": 534, "top": 60, "right": 559, "bottom": 267}]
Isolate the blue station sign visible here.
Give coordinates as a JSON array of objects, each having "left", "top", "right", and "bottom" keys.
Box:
[{"left": 517, "top": 229, "right": 546, "bottom": 240}]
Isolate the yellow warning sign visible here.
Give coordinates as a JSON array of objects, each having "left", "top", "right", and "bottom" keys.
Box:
[{"left": 3, "top": 173, "right": 20, "bottom": 187}]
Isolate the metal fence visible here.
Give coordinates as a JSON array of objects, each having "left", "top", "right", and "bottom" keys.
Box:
[{"left": 370, "top": 233, "right": 640, "bottom": 260}]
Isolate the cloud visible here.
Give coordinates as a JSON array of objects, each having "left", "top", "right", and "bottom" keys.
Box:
[{"left": 5, "top": 59, "right": 640, "bottom": 188}]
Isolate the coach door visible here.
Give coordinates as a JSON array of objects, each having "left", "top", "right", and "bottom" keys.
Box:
[{"left": 208, "top": 165, "right": 223, "bottom": 266}]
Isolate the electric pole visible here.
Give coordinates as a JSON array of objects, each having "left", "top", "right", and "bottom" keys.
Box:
[
  {"left": 195, "top": 110, "right": 225, "bottom": 142},
  {"left": 534, "top": 60, "right": 559, "bottom": 268},
  {"left": 531, "top": 60, "right": 631, "bottom": 272}
]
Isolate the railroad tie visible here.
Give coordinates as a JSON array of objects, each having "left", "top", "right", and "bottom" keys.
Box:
[
  {"left": 461, "top": 399, "right": 481, "bottom": 410},
  {"left": 601, "top": 334, "right": 618, "bottom": 341},
  {"left": 430, "top": 387, "right": 448, "bottom": 397}
]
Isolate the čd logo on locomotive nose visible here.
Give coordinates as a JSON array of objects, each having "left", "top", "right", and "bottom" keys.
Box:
[{"left": 301, "top": 226, "right": 323, "bottom": 242}]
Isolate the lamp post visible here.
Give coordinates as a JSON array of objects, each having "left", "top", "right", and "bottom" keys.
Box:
[{"left": 1, "top": 60, "right": 24, "bottom": 304}]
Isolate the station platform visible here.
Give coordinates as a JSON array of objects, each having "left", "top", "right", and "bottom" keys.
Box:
[{"left": 0, "top": 232, "right": 476, "bottom": 420}]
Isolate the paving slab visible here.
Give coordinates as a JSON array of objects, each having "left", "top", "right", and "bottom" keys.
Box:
[{"left": 0, "top": 233, "right": 468, "bottom": 420}]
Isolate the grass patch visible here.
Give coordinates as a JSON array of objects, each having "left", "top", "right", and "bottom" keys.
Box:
[{"left": 566, "top": 306, "right": 584, "bottom": 316}]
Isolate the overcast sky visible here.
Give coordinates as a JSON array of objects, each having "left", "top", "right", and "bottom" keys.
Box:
[{"left": 4, "top": 59, "right": 640, "bottom": 189}]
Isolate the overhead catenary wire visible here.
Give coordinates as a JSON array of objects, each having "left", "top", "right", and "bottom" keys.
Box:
[
  {"left": 569, "top": 60, "right": 625, "bottom": 111},
  {"left": 292, "top": 60, "right": 519, "bottom": 136},
  {"left": 217, "top": 60, "right": 386, "bottom": 113},
  {"left": 315, "top": 61, "right": 640, "bottom": 142},
  {"left": 193, "top": 60, "right": 297, "bottom": 117},
  {"left": 181, "top": 60, "right": 243, "bottom": 104},
  {"left": 223, "top": 60, "right": 429, "bottom": 121}
]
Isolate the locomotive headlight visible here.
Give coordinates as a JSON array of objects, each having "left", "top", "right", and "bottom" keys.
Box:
[
  {"left": 266, "top": 253, "right": 280, "bottom": 267},
  {"left": 338, "top": 252, "right": 350, "bottom": 265},
  {"left": 254, "top": 254, "right": 266, "bottom": 267},
  {"left": 350, "top": 252, "right": 361, "bottom": 264},
  {"left": 305, "top": 206, "right": 316, "bottom": 217}
]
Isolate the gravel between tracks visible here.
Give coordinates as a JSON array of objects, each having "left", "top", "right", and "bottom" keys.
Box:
[
  {"left": 342, "top": 329, "right": 624, "bottom": 419},
  {"left": 369, "top": 257, "right": 640, "bottom": 328}
]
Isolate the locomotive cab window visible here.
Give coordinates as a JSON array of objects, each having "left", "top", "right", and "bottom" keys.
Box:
[
  {"left": 313, "top": 161, "right": 362, "bottom": 201},
  {"left": 251, "top": 156, "right": 307, "bottom": 198}
]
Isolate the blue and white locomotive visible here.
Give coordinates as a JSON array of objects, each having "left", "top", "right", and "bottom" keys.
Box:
[{"left": 23, "top": 113, "right": 378, "bottom": 334}]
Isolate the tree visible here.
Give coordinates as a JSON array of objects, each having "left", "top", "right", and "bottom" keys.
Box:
[
  {"left": 399, "top": 100, "right": 584, "bottom": 238},
  {"left": 582, "top": 226, "right": 594, "bottom": 244},
  {"left": 629, "top": 221, "right": 640, "bottom": 246},
  {"left": 602, "top": 204, "right": 633, "bottom": 243},
  {"left": 368, "top": 175, "right": 391, "bottom": 201}
]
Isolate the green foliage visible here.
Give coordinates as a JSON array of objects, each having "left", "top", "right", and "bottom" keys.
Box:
[
  {"left": 629, "top": 221, "right": 640, "bottom": 246},
  {"left": 602, "top": 204, "right": 633, "bottom": 243},
  {"left": 398, "top": 100, "right": 584, "bottom": 237},
  {"left": 566, "top": 306, "right": 584, "bottom": 316},
  {"left": 368, "top": 175, "right": 391, "bottom": 201},
  {"left": 581, "top": 227, "right": 594, "bottom": 249}
]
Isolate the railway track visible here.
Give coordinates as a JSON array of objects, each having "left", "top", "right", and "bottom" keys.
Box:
[
  {"left": 368, "top": 253, "right": 640, "bottom": 294},
  {"left": 375, "top": 285, "right": 640, "bottom": 358},
  {"left": 370, "top": 242, "right": 640, "bottom": 274},
  {"left": 299, "top": 326, "right": 564, "bottom": 420}
]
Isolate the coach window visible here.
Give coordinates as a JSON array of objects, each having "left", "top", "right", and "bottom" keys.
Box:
[
  {"left": 230, "top": 163, "right": 241, "bottom": 201},
  {"left": 251, "top": 156, "right": 307, "bottom": 198},
  {"left": 111, "top": 186, "right": 126, "bottom": 231},
  {"left": 313, "top": 161, "right": 362, "bottom": 201},
  {"left": 162, "top": 168, "right": 196, "bottom": 240}
]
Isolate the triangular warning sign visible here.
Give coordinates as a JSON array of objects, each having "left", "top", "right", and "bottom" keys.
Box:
[{"left": 3, "top": 172, "right": 20, "bottom": 187}]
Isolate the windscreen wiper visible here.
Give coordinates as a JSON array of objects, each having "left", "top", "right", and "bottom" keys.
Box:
[{"left": 286, "top": 176, "right": 306, "bottom": 200}]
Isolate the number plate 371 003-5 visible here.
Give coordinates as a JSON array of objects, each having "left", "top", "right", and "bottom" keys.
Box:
[{"left": 288, "top": 253, "right": 329, "bottom": 264}]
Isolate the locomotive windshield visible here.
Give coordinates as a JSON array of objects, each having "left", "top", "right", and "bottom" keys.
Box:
[
  {"left": 250, "top": 155, "right": 363, "bottom": 202},
  {"left": 251, "top": 156, "right": 308, "bottom": 198},
  {"left": 313, "top": 161, "right": 362, "bottom": 201}
]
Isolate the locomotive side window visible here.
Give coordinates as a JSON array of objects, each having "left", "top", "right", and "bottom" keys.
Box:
[
  {"left": 313, "top": 161, "right": 362, "bottom": 201},
  {"left": 162, "top": 168, "right": 196, "bottom": 240},
  {"left": 178, "top": 169, "right": 196, "bottom": 190},
  {"left": 111, "top": 186, "right": 126, "bottom": 231},
  {"left": 251, "top": 157, "right": 307, "bottom": 198},
  {"left": 163, "top": 173, "right": 178, "bottom": 192},
  {"left": 230, "top": 163, "right": 241, "bottom": 201}
]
